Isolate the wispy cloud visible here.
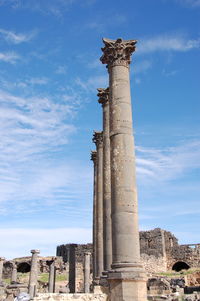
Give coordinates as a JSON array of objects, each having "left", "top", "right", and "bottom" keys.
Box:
[
  {"left": 0, "top": 88, "right": 79, "bottom": 205},
  {"left": 0, "top": 227, "right": 92, "bottom": 259},
  {"left": 0, "top": 28, "right": 35, "bottom": 44},
  {"left": 0, "top": 89, "right": 76, "bottom": 160},
  {"left": 28, "top": 77, "right": 49, "bottom": 85},
  {"left": 85, "top": 13, "right": 127, "bottom": 32},
  {"left": 176, "top": 0, "right": 200, "bottom": 7},
  {"left": 76, "top": 75, "right": 108, "bottom": 91},
  {"left": 136, "top": 139, "right": 200, "bottom": 182},
  {"left": 0, "top": 0, "right": 82, "bottom": 17},
  {"left": 55, "top": 65, "right": 67, "bottom": 74},
  {"left": 0, "top": 52, "right": 20, "bottom": 64},
  {"left": 138, "top": 34, "right": 200, "bottom": 53},
  {"left": 133, "top": 60, "right": 152, "bottom": 74}
]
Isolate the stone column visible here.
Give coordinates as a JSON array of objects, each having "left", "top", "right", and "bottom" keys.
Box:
[
  {"left": 28, "top": 249, "right": 40, "bottom": 299},
  {"left": 11, "top": 262, "right": 17, "bottom": 284},
  {"left": 160, "top": 230, "right": 167, "bottom": 271},
  {"left": 0, "top": 257, "right": 5, "bottom": 286},
  {"left": 101, "top": 38, "right": 147, "bottom": 301},
  {"left": 91, "top": 150, "right": 98, "bottom": 281},
  {"left": 48, "top": 258, "right": 56, "bottom": 293},
  {"left": 97, "top": 88, "right": 112, "bottom": 272},
  {"left": 84, "top": 252, "right": 91, "bottom": 293},
  {"left": 92, "top": 131, "right": 104, "bottom": 279},
  {"left": 69, "top": 244, "right": 77, "bottom": 293}
]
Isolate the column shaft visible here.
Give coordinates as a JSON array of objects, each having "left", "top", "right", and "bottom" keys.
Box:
[
  {"left": 91, "top": 151, "right": 98, "bottom": 281},
  {"left": 0, "top": 257, "right": 5, "bottom": 285},
  {"left": 109, "top": 64, "right": 140, "bottom": 266},
  {"left": 101, "top": 38, "right": 147, "bottom": 301},
  {"left": 69, "top": 244, "right": 77, "bottom": 293},
  {"left": 93, "top": 132, "right": 104, "bottom": 278},
  {"left": 28, "top": 250, "right": 40, "bottom": 299},
  {"left": 84, "top": 252, "right": 91, "bottom": 293},
  {"left": 11, "top": 262, "right": 17, "bottom": 283},
  {"left": 98, "top": 88, "right": 112, "bottom": 272},
  {"left": 48, "top": 260, "right": 56, "bottom": 293}
]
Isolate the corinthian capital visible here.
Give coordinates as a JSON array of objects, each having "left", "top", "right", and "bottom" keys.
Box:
[
  {"left": 91, "top": 150, "right": 97, "bottom": 162},
  {"left": 100, "top": 38, "right": 137, "bottom": 68},
  {"left": 97, "top": 87, "right": 109, "bottom": 106},
  {"left": 93, "top": 131, "right": 103, "bottom": 148}
]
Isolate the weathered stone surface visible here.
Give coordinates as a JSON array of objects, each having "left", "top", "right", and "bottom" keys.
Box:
[
  {"left": 29, "top": 249, "right": 40, "bottom": 299},
  {"left": 93, "top": 131, "right": 104, "bottom": 279},
  {"left": 91, "top": 151, "right": 97, "bottom": 281},
  {"left": 11, "top": 262, "right": 18, "bottom": 284},
  {"left": 33, "top": 293, "right": 108, "bottom": 301},
  {"left": 57, "top": 245, "right": 92, "bottom": 264},
  {"left": 97, "top": 88, "right": 112, "bottom": 273},
  {"left": 69, "top": 244, "right": 77, "bottom": 293},
  {"left": 84, "top": 252, "right": 91, "bottom": 293},
  {"left": 101, "top": 36, "right": 147, "bottom": 300},
  {"left": 48, "top": 259, "right": 56, "bottom": 293},
  {"left": 0, "top": 257, "right": 5, "bottom": 285}
]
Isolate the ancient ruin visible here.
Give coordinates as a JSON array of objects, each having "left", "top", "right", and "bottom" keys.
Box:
[
  {"left": 57, "top": 228, "right": 200, "bottom": 274},
  {"left": 0, "top": 38, "right": 200, "bottom": 301}
]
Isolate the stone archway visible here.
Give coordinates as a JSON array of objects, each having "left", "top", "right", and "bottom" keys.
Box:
[
  {"left": 172, "top": 261, "right": 190, "bottom": 272},
  {"left": 17, "top": 262, "right": 31, "bottom": 273}
]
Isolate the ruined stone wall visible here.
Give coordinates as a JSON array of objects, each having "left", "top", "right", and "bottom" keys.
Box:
[
  {"left": 168, "top": 244, "right": 200, "bottom": 270},
  {"left": 141, "top": 254, "right": 167, "bottom": 274},
  {"left": 3, "top": 256, "right": 64, "bottom": 279},
  {"left": 139, "top": 228, "right": 178, "bottom": 258},
  {"left": 56, "top": 244, "right": 93, "bottom": 264},
  {"left": 56, "top": 229, "right": 200, "bottom": 274}
]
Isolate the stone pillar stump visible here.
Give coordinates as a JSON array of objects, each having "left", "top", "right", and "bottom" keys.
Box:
[
  {"left": 48, "top": 258, "right": 56, "bottom": 293},
  {"left": 69, "top": 244, "right": 77, "bottom": 293},
  {"left": 28, "top": 249, "right": 40, "bottom": 299},
  {"left": 11, "top": 262, "right": 17, "bottom": 284},
  {"left": 0, "top": 257, "right": 5, "bottom": 286},
  {"left": 84, "top": 252, "right": 91, "bottom": 293}
]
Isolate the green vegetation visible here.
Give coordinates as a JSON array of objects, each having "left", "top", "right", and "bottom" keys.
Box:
[
  {"left": 157, "top": 268, "right": 200, "bottom": 277},
  {"left": 38, "top": 272, "right": 68, "bottom": 283}
]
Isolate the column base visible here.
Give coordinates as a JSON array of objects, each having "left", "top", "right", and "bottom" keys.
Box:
[{"left": 108, "top": 270, "right": 147, "bottom": 301}]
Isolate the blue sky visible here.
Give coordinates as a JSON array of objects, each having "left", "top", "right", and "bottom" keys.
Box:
[{"left": 0, "top": 0, "right": 199, "bottom": 259}]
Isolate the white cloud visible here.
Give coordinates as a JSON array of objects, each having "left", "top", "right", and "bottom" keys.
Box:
[
  {"left": 0, "top": 88, "right": 79, "bottom": 206},
  {"left": 0, "top": 28, "right": 35, "bottom": 44},
  {"left": 0, "top": 0, "right": 81, "bottom": 17},
  {"left": 177, "top": 0, "right": 200, "bottom": 7},
  {"left": 55, "top": 65, "right": 67, "bottom": 74},
  {"left": 136, "top": 139, "right": 200, "bottom": 182},
  {"left": 0, "top": 52, "right": 20, "bottom": 64},
  {"left": 133, "top": 60, "right": 152, "bottom": 74},
  {"left": 28, "top": 77, "right": 49, "bottom": 85},
  {"left": 76, "top": 75, "right": 108, "bottom": 91},
  {"left": 0, "top": 227, "right": 92, "bottom": 259},
  {"left": 138, "top": 35, "right": 200, "bottom": 53}
]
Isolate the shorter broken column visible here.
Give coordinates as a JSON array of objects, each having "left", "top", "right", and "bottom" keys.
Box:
[
  {"left": 48, "top": 258, "right": 56, "bottom": 293},
  {"left": 0, "top": 257, "right": 5, "bottom": 286},
  {"left": 84, "top": 252, "right": 91, "bottom": 293},
  {"left": 28, "top": 249, "right": 40, "bottom": 299},
  {"left": 69, "top": 244, "right": 77, "bottom": 293},
  {"left": 11, "top": 262, "right": 17, "bottom": 284}
]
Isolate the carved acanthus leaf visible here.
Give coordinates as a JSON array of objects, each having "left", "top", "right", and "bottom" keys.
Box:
[
  {"left": 100, "top": 38, "right": 137, "bottom": 68},
  {"left": 97, "top": 87, "right": 109, "bottom": 106},
  {"left": 91, "top": 150, "right": 97, "bottom": 162},
  {"left": 92, "top": 131, "right": 103, "bottom": 147}
]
